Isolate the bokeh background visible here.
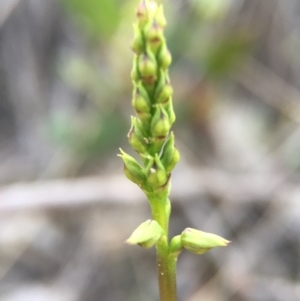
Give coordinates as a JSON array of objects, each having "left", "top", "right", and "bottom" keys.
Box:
[{"left": 1, "top": 0, "right": 300, "bottom": 300}]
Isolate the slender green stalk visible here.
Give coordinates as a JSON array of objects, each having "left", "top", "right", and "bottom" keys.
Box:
[
  {"left": 157, "top": 244, "right": 177, "bottom": 301},
  {"left": 120, "top": 1, "right": 230, "bottom": 300},
  {"left": 149, "top": 194, "right": 177, "bottom": 301}
]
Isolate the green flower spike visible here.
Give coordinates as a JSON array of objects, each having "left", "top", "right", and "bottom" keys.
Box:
[
  {"left": 126, "top": 219, "right": 164, "bottom": 248},
  {"left": 123, "top": 0, "right": 176, "bottom": 194},
  {"left": 121, "top": 1, "right": 231, "bottom": 300},
  {"left": 181, "top": 228, "right": 231, "bottom": 255}
]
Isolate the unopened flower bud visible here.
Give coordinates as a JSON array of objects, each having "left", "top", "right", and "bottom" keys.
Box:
[
  {"left": 136, "top": 0, "right": 148, "bottom": 26},
  {"left": 144, "top": 19, "right": 164, "bottom": 50},
  {"left": 138, "top": 50, "right": 157, "bottom": 83},
  {"left": 136, "top": 112, "right": 152, "bottom": 126},
  {"left": 118, "top": 149, "right": 147, "bottom": 187},
  {"left": 158, "top": 44, "right": 172, "bottom": 70},
  {"left": 155, "top": 82, "right": 173, "bottom": 104},
  {"left": 164, "top": 99, "right": 176, "bottom": 125},
  {"left": 145, "top": 0, "right": 158, "bottom": 18},
  {"left": 149, "top": 136, "right": 165, "bottom": 154},
  {"left": 166, "top": 147, "right": 179, "bottom": 174},
  {"left": 156, "top": 4, "right": 167, "bottom": 28},
  {"left": 153, "top": 70, "right": 166, "bottom": 101},
  {"left": 131, "top": 25, "right": 144, "bottom": 54},
  {"left": 132, "top": 82, "right": 151, "bottom": 114},
  {"left": 128, "top": 117, "right": 149, "bottom": 153},
  {"left": 146, "top": 154, "right": 168, "bottom": 188},
  {"left": 161, "top": 132, "right": 180, "bottom": 173},
  {"left": 131, "top": 56, "right": 140, "bottom": 83},
  {"left": 181, "top": 228, "right": 231, "bottom": 255},
  {"left": 126, "top": 219, "right": 163, "bottom": 248},
  {"left": 153, "top": 70, "right": 172, "bottom": 104},
  {"left": 151, "top": 105, "right": 171, "bottom": 138}
]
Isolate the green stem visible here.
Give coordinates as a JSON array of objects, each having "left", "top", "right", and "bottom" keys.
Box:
[{"left": 149, "top": 195, "right": 178, "bottom": 301}]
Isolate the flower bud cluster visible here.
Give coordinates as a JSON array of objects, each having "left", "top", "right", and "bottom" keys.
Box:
[
  {"left": 120, "top": 0, "right": 179, "bottom": 194},
  {"left": 123, "top": 1, "right": 231, "bottom": 257}
]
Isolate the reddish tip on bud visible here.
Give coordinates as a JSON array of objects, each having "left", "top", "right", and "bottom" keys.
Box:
[
  {"left": 136, "top": 0, "right": 159, "bottom": 27},
  {"left": 145, "top": 19, "right": 164, "bottom": 49},
  {"left": 136, "top": 1, "right": 148, "bottom": 26}
]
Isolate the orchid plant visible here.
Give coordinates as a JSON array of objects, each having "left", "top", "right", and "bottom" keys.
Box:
[{"left": 119, "top": 1, "right": 230, "bottom": 300}]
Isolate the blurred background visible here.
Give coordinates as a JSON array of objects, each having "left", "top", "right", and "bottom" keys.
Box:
[{"left": 0, "top": 0, "right": 300, "bottom": 300}]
